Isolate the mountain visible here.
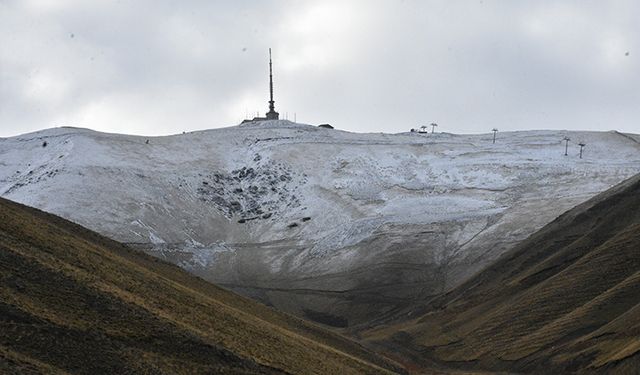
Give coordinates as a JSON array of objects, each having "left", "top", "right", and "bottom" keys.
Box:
[
  {"left": 1, "top": 121, "right": 639, "bottom": 327},
  {"left": 0, "top": 196, "right": 404, "bottom": 374},
  {"left": 364, "top": 173, "right": 640, "bottom": 374}
]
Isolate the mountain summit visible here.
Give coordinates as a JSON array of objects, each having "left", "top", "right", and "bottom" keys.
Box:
[{"left": 1, "top": 122, "right": 639, "bottom": 326}]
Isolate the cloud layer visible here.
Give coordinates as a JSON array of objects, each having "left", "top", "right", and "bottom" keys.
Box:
[{"left": 1, "top": 0, "right": 638, "bottom": 136}]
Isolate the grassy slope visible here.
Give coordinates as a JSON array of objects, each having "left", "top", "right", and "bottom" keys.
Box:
[
  {"left": 0, "top": 197, "right": 405, "bottom": 375},
  {"left": 365, "top": 174, "right": 640, "bottom": 374}
]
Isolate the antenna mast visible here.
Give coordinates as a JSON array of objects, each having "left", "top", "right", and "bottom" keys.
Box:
[
  {"left": 269, "top": 48, "right": 274, "bottom": 112},
  {"left": 265, "top": 48, "right": 279, "bottom": 120}
]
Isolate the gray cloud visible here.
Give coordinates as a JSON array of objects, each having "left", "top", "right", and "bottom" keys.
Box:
[{"left": 1, "top": 0, "right": 638, "bottom": 137}]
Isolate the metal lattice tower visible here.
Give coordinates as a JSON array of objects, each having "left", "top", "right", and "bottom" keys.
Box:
[{"left": 265, "top": 48, "right": 279, "bottom": 120}]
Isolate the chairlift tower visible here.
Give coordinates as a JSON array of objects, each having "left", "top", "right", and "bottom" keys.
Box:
[
  {"left": 563, "top": 137, "right": 570, "bottom": 156},
  {"left": 492, "top": 128, "right": 498, "bottom": 144},
  {"left": 430, "top": 123, "right": 438, "bottom": 134},
  {"left": 578, "top": 142, "right": 586, "bottom": 159}
]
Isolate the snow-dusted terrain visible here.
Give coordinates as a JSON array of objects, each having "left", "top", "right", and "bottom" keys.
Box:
[{"left": 2, "top": 120, "right": 639, "bottom": 326}]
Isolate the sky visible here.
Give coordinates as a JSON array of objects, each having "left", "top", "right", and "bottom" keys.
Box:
[{"left": 1, "top": 0, "right": 639, "bottom": 137}]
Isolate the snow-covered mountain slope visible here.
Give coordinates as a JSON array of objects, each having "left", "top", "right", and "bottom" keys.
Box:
[{"left": 2, "top": 121, "right": 639, "bottom": 326}]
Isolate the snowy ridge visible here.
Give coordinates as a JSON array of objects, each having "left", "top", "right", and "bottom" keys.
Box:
[{"left": 2, "top": 121, "right": 639, "bottom": 324}]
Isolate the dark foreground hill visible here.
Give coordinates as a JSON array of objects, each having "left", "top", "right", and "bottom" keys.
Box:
[
  {"left": 365, "top": 174, "right": 640, "bottom": 374},
  {"left": 0, "top": 197, "right": 404, "bottom": 374}
]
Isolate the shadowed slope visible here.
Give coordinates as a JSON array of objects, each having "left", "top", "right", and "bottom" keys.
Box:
[
  {"left": 366, "top": 174, "right": 640, "bottom": 374},
  {"left": 0, "top": 197, "right": 404, "bottom": 374}
]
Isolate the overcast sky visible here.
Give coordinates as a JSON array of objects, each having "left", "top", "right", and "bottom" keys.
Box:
[{"left": 1, "top": 0, "right": 638, "bottom": 137}]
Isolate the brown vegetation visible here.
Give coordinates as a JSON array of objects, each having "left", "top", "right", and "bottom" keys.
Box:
[
  {"left": 0, "top": 197, "right": 404, "bottom": 374},
  {"left": 365, "top": 174, "right": 640, "bottom": 374}
]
